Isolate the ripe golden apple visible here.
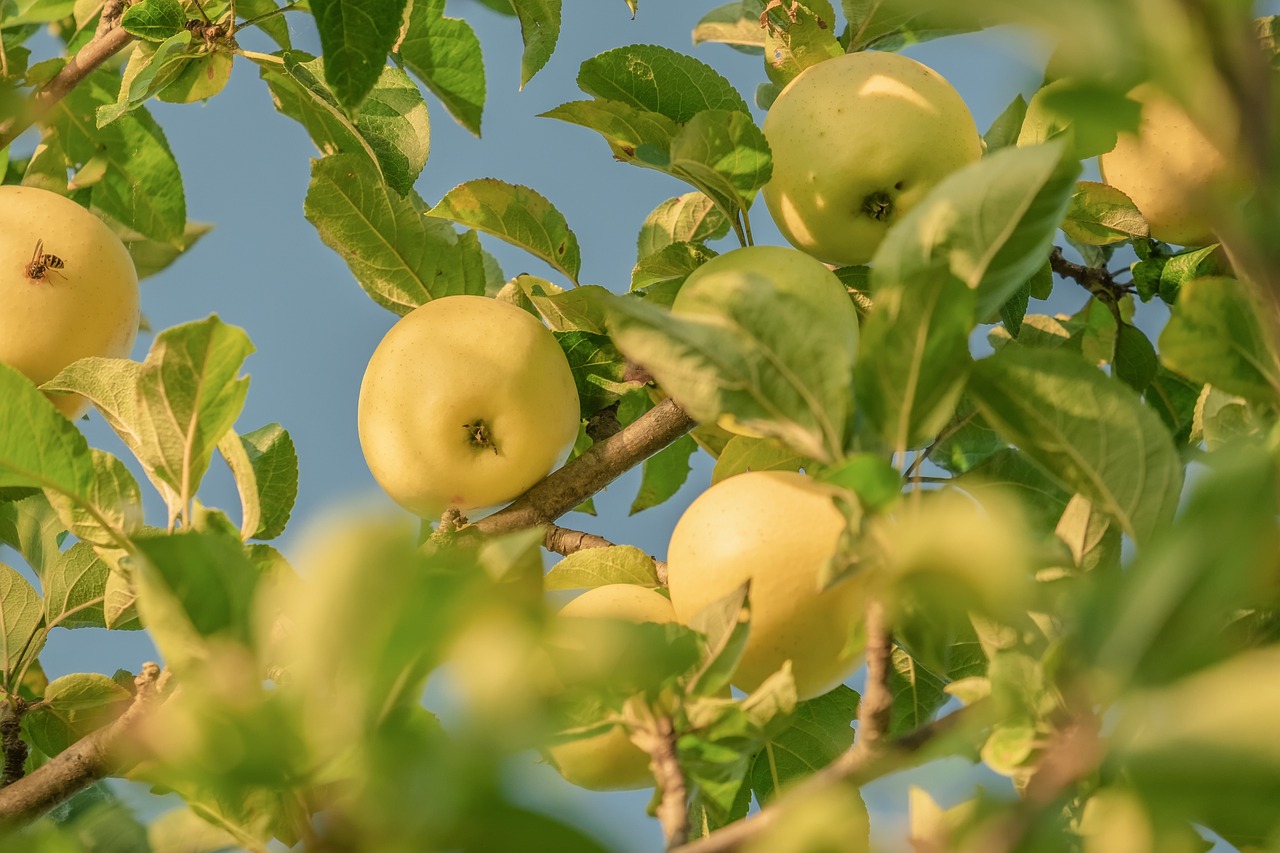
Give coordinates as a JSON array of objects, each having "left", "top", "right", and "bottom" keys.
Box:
[
  {"left": 546, "top": 584, "right": 676, "bottom": 791},
  {"left": 762, "top": 51, "right": 982, "bottom": 266},
  {"left": 0, "top": 185, "right": 139, "bottom": 418},
  {"left": 666, "top": 471, "right": 867, "bottom": 700},
  {"left": 357, "top": 295, "right": 580, "bottom": 516},
  {"left": 670, "top": 245, "right": 859, "bottom": 438},
  {"left": 1099, "top": 85, "right": 1235, "bottom": 247}
]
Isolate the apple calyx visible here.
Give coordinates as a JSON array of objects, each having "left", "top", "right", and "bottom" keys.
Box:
[
  {"left": 861, "top": 190, "right": 895, "bottom": 222},
  {"left": 464, "top": 419, "right": 500, "bottom": 454}
]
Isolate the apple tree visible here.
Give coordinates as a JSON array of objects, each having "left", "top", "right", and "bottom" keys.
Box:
[{"left": 1, "top": 0, "right": 1279, "bottom": 851}]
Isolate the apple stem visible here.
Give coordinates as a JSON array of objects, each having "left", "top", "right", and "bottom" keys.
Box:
[{"left": 860, "top": 191, "right": 894, "bottom": 222}]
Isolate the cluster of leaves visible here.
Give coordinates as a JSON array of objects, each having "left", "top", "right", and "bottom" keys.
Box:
[{"left": 2, "top": 0, "right": 1280, "bottom": 851}]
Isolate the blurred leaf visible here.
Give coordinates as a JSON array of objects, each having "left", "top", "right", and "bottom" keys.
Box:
[
  {"left": 887, "top": 647, "right": 947, "bottom": 736},
  {"left": 217, "top": 424, "right": 298, "bottom": 541},
  {"left": 305, "top": 154, "right": 487, "bottom": 313},
  {"left": 688, "top": 582, "right": 751, "bottom": 698},
  {"left": 1062, "top": 181, "right": 1149, "bottom": 245},
  {"left": 761, "top": 0, "right": 842, "bottom": 87},
  {"left": 631, "top": 433, "right": 696, "bottom": 514},
  {"left": 636, "top": 192, "right": 730, "bottom": 259},
  {"left": 119, "top": 0, "right": 185, "bottom": 41},
  {"left": 0, "top": 560, "right": 42, "bottom": 685},
  {"left": 931, "top": 404, "right": 1004, "bottom": 475},
  {"left": 260, "top": 52, "right": 431, "bottom": 195},
  {"left": 1160, "top": 277, "right": 1280, "bottom": 406},
  {"left": 49, "top": 71, "right": 186, "bottom": 244},
  {"left": 956, "top": 447, "right": 1072, "bottom": 531},
  {"left": 983, "top": 93, "right": 1027, "bottom": 152},
  {"left": 509, "top": 0, "right": 561, "bottom": 88},
  {"left": 428, "top": 178, "right": 582, "bottom": 284},
  {"left": 398, "top": 0, "right": 486, "bottom": 135},
  {"left": 1055, "top": 493, "right": 1121, "bottom": 573},
  {"left": 135, "top": 316, "right": 253, "bottom": 513},
  {"left": 43, "top": 542, "right": 109, "bottom": 630},
  {"left": 1018, "top": 79, "right": 1141, "bottom": 160},
  {"left": 749, "top": 685, "right": 858, "bottom": 804},
  {"left": 1113, "top": 323, "right": 1157, "bottom": 393},
  {"left": 147, "top": 806, "right": 239, "bottom": 853},
  {"left": 969, "top": 346, "right": 1182, "bottom": 545},
  {"left": 693, "top": 1, "right": 767, "bottom": 53},
  {"left": 577, "top": 44, "right": 750, "bottom": 122},
  {"left": 841, "top": 0, "right": 981, "bottom": 51},
  {"left": 544, "top": 546, "right": 661, "bottom": 590},
  {"left": 817, "top": 453, "right": 901, "bottom": 512},
  {"left": 1145, "top": 366, "right": 1201, "bottom": 446},
  {"left": 712, "top": 435, "right": 809, "bottom": 484},
  {"left": 310, "top": 0, "right": 407, "bottom": 113}
]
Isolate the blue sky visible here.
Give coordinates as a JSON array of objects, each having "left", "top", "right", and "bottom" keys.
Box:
[{"left": 12, "top": 1, "right": 1267, "bottom": 848}]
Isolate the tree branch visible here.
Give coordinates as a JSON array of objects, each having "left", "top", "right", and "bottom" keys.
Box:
[
  {"left": 857, "top": 598, "right": 893, "bottom": 749},
  {"left": 1048, "top": 246, "right": 1126, "bottom": 301},
  {"left": 633, "top": 711, "right": 689, "bottom": 849},
  {"left": 0, "top": 3, "right": 135, "bottom": 151},
  {"left": 473, "top": 397, "right": 696, "bottom": 537},
  {"left": 0, "top": 699, "right": 27, "bottom": 789},
  {"left": 542, "top": 524, "right": 669, "bottom": 584},
  {"left": 671, "top": 699, "right": 992, "bottom": 853},
  {"left": 0, "top": 663, "right": 166, "bottom": 831}
]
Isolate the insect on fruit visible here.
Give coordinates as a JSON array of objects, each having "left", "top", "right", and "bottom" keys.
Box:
[{"left": 25, "top": 239, "right": 66, "bottom": 283}]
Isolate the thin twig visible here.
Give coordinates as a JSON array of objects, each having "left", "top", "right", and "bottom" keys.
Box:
[
  {"left": 543, "top": 524, "right": 669, "bottom": 584},
  {"left": 903, "top": 411, "right": 977, "bottom": 480},
  {"left": 633, "top": 712, "right": 689, "bottom": 849},
  {"left": 857, "top": 597, "right": 893, "bottom": 749},
  {"left": 1048, "top": 246, "right": 1125, "bottom": 300}
]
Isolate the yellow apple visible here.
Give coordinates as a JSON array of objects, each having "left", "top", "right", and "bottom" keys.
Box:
[
  {"left": 546, "top": 584, "right": 676, "bottom": 791},
  {"left": 670, "top": 245, "right": 859, "bottom": 438},
  {"left": 762, "top": 51, "right": 982, "bottom": 266},
  {"left": 1099, "top": 84, "right": 1236, "bottom": 247},
  {"left": 666, "top": 470, "right": 867, "bottom": 700},
  {"left": 357, "top": 295, "right": 580, "bottom": 517},
  {"left": 0, "top": 185, "right": 139, "bottom": 419}
]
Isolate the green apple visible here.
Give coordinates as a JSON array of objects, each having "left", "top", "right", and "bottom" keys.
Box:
[
  {"left": 357, "top": 295, "right": 580, "bottom": 516},
  {"left": 761, "top": 50, "right": 982, "bottom": 266},
  {"left": 0, "top": 185, "right": 139, "bottom": 419},
  {"left": 546, "top": 584, "right": 676, "bottom": 791},
  {"left": 670, "top": 245, "right": 859, "bottom": 438},
  {"left": 666, "top": 470, "right": 868, "bottom": 700},
  {"left": 1099, "top": 84, "right": 1236, "bottom": 247}
]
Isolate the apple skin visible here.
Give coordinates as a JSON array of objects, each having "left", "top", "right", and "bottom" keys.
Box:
[
  {"left": 762, "top": 51, "right": 982, "bottom": 266},
  {"left": 357, "top": 295, "right": 580, "bottom": 517},
  {"left": 1099, "top": 85, "right": 1234, "bottom": 247},
  {"left": 0, "top": 185, "right": 139, "bottom": 419},
  {"left": 671, "top": 245, "right": 859, "bottom": 438},
  {"left": 666, "top": 470, "right": 867, "bottom": 700},
  {"left": 547, "top": 584, "right": 677, "bottom": 791}
]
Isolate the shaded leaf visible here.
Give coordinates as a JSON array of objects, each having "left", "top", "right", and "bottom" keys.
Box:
[
  {"left": 509, "top": 0, "right": 561, "bottom": 88},
  {"left": 398, "top": 0, "right": 485, "bottom": 135},
  {"left": 311, "top": 0, "right": 407, "bottom": 113},
  {"left": 631, "top": 434, "right": 696, "bottom": 514}
]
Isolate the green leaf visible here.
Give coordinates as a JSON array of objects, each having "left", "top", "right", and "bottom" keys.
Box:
[
  {"left": 687, "top": 582, "right": 752, "bottom": 699},
  {"left": 260, "top": 52, "right": 431, "bottom": 195},
  {"left": 968, "top": 346, "right": 1182, "bottom": 546},
  {"left": 305, "top": 154, "right": 487, "bottom": 313},
  {"left": 23, "top": 673, "right": 130, "bottom": 756},
  {"left": 1000, "top": 279, "right": 1030, "bottom": 338},
  {"left": 49, "top": 72, "right": 186, "bottom": 244},
  {"left": 983, "top": 93, "right": 1026, "bottom": 152},
  {"left": 95, "top": 34, "right": 196, "bottom": 126},
  {"left": 761, "top": 0, "right": 842, "bottom": 87},
  {"left": 630, "top": 240, "right": 716, "bottom": 294},
  {"left": 0, "top": 363, "right": 94, "bottom": 501},
  {"left": 749, "top": 685, "right": 857, "bottom": 804},
  {"left": 1159, "top": 277, "right": 1280, "bottom": 406},
  {"left": 0, "top": 560, "right": 42, "bottom": 685},
  {"left": 636, "top": 109, "right": 772, "bottom": 216},
  {"left": 887, "top": 647, "right": 947, "bottom": 736},
  {"left": 1055, "top": 494, "right": 1121, "bottom": 573},
  {"left": 398, "top": 0, "right": 485, "bottom": 135},
  {"left": 543, "top": 546, "right": 661, "bottom": 590},
  {"left": 509, "top": 0, "right": 562, "bottom": 88},
  {"left": 120, "top": 220, "right": 213, "bottom": 281},
  {"left": 956, "top": 447, "right": 1072, "bottom": 532},
  {"left": 119, "top": 0, "right": 185, "bottom": 41},
  {"left": 147, "top": 807, "right": 240, "bottom": 853},
  {"left": 1156, "top": 245, "right": 1222, "bottom": 304},
  {"left": 631, "top": 433, "right": 696, "bottom": 514},
  {"left": 524, "top": 282, "right": 611, "bottom": 334},
  {"left": 44, "top": 449, "right": 141, "bottom": 548},
  {"left": 1146, "top": 366, "right": 1201, "bottom": 446},
  {"left": 712, "top": 435, "right": 809, "bottom": 484},
  {"left": 555, "top": 330, "right": 632, "bottom": 415},
  {"left": 1113, "top": 323, "right": 1157, "bottom": 393},
  {"left": 310, "top": 0, "right": 407, "bottom": 113},
  {"left": 135, "top": 316, "right": 254, "bottom": 512},
  {"left": 428, "top": 178, "right": 582, "bottom": 284},
  {"left": 1061, "top": 181, "right": 1149, "bottom": 246},
  {"left": 236, "top": 0, "right": 292, "bottom": 50},
  {"left": 841, "top": 0, "right": 980, "bottom": 51},
  {"left": 538, "top": 98, "right": 678, "bottom": 164},
  {"left": 1017, "top": 79, "right": 1141, "bottom": 160},
  {"left": 605, "top": 268, "right": 856, "bottom": 461},
  {"left": 217, "top": 424, "right": 298, "bottom": 541},
  {"left": 43, "top": 542, "right": 110, "bottom": 630},
  {"left": 816, "top": 453, "right": 901, "bottom": 512},
  {"left": 693, "top": 1, "right": 767, "bottom": 53},
  {"left": 0, "top": 494, "right": 63, "bottom": 580},
  {"left": 576, "top": 44, "right": 750, "bottom": 123},
  {"left": 133, "top": 531, "right": 262, "bottom": 668},
  {"left": 636, "top": 192, "right": 730, "bottom": 259}
]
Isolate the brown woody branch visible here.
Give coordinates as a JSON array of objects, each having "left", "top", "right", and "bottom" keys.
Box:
[
  {"left": 0, "top": 1, "right": 135, "bottom": 151},
  {"left": 632, "top": 710, "right": 689, "bottom": 849},
  {"left": 473, "top": 397, "right": 696, "bottom": 537},
  {"left": 857, "top": 598, "right": 893, "bottom": 749},
  {"left": 542, "top": 524, "right": 669, "bottom": 584},
  {"left": 0, "top": 664, "right": 166, "bottom": 830},
  {"left": 1048, "top": 246, "right": 1124, "bottom": 301}
]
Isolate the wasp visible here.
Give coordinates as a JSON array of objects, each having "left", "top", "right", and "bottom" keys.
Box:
[{"left": 25, "top": 239, "right": 66, "bottom": 283}]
